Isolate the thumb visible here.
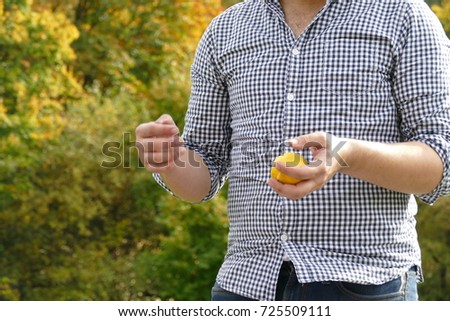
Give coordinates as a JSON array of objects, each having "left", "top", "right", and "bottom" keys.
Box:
[
  {"left": 156, "top": 114, "right": 176, "bottom": 126},
  {"left": 156, "top": 114, "right": 180, "bottom": 135}
]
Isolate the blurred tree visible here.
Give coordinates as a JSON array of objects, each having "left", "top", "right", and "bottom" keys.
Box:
[
  {"left": 135, "top": 194, "right": 228, "bottom": 300},
  {"left": 426, "top": 0, "right": 443, "bottom": 6},
  {"left": 431, "top": 0, "right": 450, "bottom": 36},
  {"left": 222, "top": 0, "right": 241, "bottom": 7},
  {"left": 0, "top": 0, "right": 82, "bottom": 299},
  {"left": 0, "top": 1, "right": 81, "bottom": 141},
  {"left": 30, "top": 0, "right": 172, "bottom": 94},
  {"left": 1, "top": 0, "right": 227, "bottom": 301},
  {"left": 417, "top": 197, "right": 450, "bottom": 300}
]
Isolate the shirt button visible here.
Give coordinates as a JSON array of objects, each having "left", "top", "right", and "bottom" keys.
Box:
[
  {"left": 292, "top": 48, "right": 300, "bottom": 56},
  {"left": 281, "top": 233, "right": 288, "bottom": 242},
  {"left": 287, "top": 93, "right": 295, "bottom": 101}
]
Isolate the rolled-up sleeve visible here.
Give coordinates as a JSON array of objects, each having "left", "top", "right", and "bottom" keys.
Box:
[
  {"left": 154, "top": 20, "right": 231, "bottom": 202},
  {"left": 393, "top": 2, "right": 450, "bottom": 204}
]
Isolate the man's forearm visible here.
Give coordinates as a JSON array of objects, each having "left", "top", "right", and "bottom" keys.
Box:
[
  {"left": 340, "top": 140, "right": 443, "bottom": 195},
  {"left": 160, "top": 148, "right": 211, "bottom": 203}
]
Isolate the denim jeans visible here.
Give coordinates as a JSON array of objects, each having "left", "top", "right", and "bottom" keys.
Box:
[{"left": 211, "top": 262, "right": 418, "bottom": 301}]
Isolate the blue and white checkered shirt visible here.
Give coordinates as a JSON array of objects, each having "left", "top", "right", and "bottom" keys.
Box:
[{"left": 155, "top": 0, "right": 450, "bottom": 300}]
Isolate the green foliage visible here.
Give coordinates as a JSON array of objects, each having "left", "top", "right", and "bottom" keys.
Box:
[
  {"left": 0, "top": 277, "right": 20, "bottom": 300},
  {"left": 222, "top": 0, "right": 241, "bottom": 7},
  {"left": 0, "top": 2, "right": 81, "bottom": 141},
  {"left": 417, "top": 197, "right": 450, "bottom": 300},
  {"left": 432, "top": 0, "right": 450, "bottom": 37},
  {"left": 426, "top": 0, "right": 443, "bottom": 5},
  {"left": 135, "top": 195, "right": 228, "bottom": 300},
  {"left": 1, "top": 93, "right": 155, "bottom": 300},
  {"left": 1, "top": 0, "right": 227, "bottom": 301},
  {"left": 67, "top": 0, "right": 173, "bottom": 94}
]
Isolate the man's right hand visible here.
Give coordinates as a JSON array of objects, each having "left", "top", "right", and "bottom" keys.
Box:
[{"left": 135, "top": 114, "right": 185, "bottom": 173}]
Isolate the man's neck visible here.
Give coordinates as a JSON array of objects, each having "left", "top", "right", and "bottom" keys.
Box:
[{"left": 279, "top": 0, "right": 327, "bottom": 38}]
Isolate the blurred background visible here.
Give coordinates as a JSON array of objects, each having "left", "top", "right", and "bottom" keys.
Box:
[{"left": 0, "top": 0, "right": 449, "bottom": 301}]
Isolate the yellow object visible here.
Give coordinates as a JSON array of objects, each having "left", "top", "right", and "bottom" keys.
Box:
[{"left": 270, "top": 152, "right": 308, "bottom": 184}]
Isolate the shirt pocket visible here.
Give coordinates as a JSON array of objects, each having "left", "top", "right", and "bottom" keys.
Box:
[{"left": 321, "top": 37, "right": 392, "bottom": 97}]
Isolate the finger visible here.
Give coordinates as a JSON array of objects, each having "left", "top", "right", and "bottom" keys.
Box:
[
  {"left": 145, "top": 151, "right": 174, "bottom": 167},
  {"left": 287, "top": 132, "right": 327, "bottom": 150},
  {"left": 155, "top": 114, "right": 176, "bottom": 126},
  {"left": 285, "top": 179, "right": 319, "bottom": 200},
  {"left": 135, "top": 121, "right": 179, "bottom": 138},
  {"left": 267, "top": 178, "right": 286, "bottom": 193},
  {"left": 143, "top": 146, "right": 187, "bottom": 168},
  {"left": 144, "top": 157, "right": 173, "bottom": 173},
  {"left": 136, "top": 136, "right": 184, "bottom": 153},
  {"left": 274, "top": 161, "right": 317, "bottom": 181},
  {"left": 267, "top": 178, "right": 317, "bottom": 200},
  {"left": 142, "top": 146, "right": 187, "bottom": 173},
  {"left": 145, "top": 151, "right": 171, "bottom": 168}
]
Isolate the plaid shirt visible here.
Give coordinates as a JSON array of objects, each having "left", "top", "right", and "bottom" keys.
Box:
[{"left": 155, "top": 0, "right": 450, "bottom": 300}]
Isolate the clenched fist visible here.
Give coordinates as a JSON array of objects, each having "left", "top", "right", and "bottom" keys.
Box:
[{"left": 135, "top": 114, "right": 186, "bottom": 173}]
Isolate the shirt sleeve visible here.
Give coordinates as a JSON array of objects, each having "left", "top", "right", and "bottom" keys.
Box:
[
  {"left": 393, "top": 1, "right": 450, "bottom": 204},
  {"left": 154, "top": 20, "right": 231, "bottom": 202}
]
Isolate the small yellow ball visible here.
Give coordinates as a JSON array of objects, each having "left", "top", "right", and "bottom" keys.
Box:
[{"left": 270, "top": 152, "right": 308, "bottom": 184}]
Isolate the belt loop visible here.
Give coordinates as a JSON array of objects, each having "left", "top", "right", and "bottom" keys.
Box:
[
  {"left": 400, "top": 266, "right": 416, "bottom": 293},
  {"left": 400, "top": 272, "right": 407, "bottom": 293}
]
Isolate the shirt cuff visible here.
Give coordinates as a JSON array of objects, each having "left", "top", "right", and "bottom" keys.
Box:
[
  {"left": 152, "top": 146, "right": 228, "bottom": 203},
  {"left": 415, "top": 136, "right": 450, "bottom": 204}
]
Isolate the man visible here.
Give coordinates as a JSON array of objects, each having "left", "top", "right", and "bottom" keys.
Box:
[{"left": 136, "top": 0, "right": 450, "bottom": 300}]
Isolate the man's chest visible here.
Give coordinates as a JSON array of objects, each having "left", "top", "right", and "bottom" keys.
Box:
[{"left": 213, "top": 4, "right": 399, "bottom": 141}]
